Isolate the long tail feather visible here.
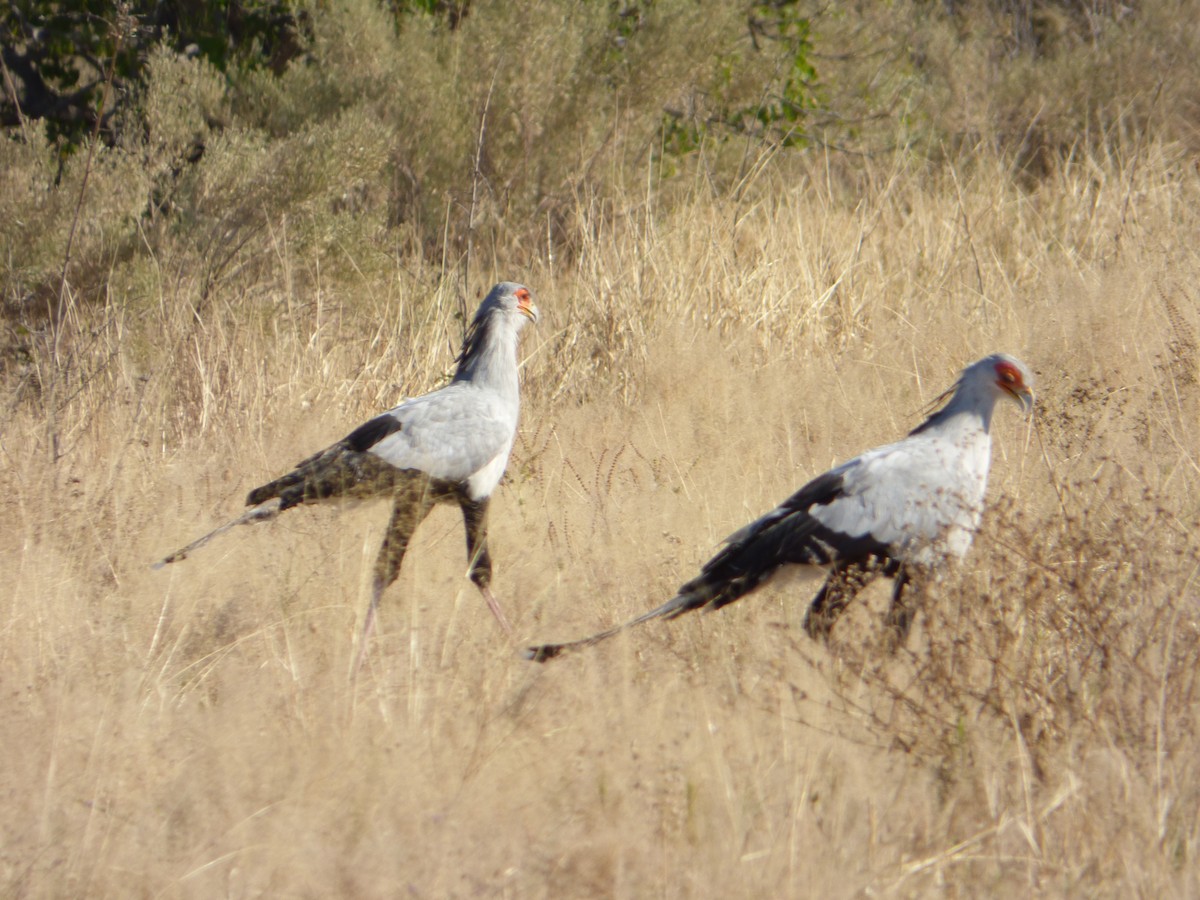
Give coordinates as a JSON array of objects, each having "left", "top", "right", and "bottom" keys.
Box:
[
  {"left": 151, "top": 500, "right": 283, "bottom": 568},
  {"left": 522, "top": 590, "right": 700, "bottom": 663},
  {"left": 522, "top": 554, "right": 763, "bottom": 663}
]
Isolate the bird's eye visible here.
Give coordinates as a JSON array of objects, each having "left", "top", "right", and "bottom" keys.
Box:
[
  {"left": 998, "top": 367, "right": 1017, "bottom": 383},
  {"left": 516, "top": 289, "right": 530, "bottom": 301}
]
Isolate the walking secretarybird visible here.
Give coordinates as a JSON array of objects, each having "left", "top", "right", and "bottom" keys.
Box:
[
  {"left": 156, "top": 282, "right": 538, "bottom": 666},
  {"left": 525, "top": 354, "right": 1033, "bottom": 662}
]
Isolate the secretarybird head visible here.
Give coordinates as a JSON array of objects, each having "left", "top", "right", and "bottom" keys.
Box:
[
  {"left": 155, "top": 282, "right": 539, "bottom": 674},
  {"left": 525, "top": 353, "right": 1033, "bottom": 662}
]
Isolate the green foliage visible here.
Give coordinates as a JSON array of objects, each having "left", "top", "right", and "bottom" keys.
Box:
[
  {"left": 745, "top": 1, "right": 818, "bottom": 145},
  {"left": 657, "top": 0, "right": 820, "bottom": 159},
  {"left": 2, "top": 0, "right": 1196, "bottom": 341},
  {"left": 1, "top": 0, "right": 298, "bottom": 149},
  {"left": 384, "top": 0, "right": 471, "bottom": 29}
]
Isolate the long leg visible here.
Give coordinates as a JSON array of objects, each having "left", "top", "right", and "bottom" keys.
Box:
[
  {"left": 459, "top": 494, "right": 513, "bottom": 636},
  {"left": 882, "top": 564, "right": 917, "bottom": 648},
  {"left": 352, "top": 484, "right": 437, "bottom": 675},
  {"left": 802, "top": 563, "right": 877, "bottom": 641}
]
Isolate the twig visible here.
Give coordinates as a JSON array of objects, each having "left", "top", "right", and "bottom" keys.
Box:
[
  {"left": 948, "top": 161, "right": 988, "bottom": 323},
  {"left": 463, "top": 71, "right": 498, "bottom": 340},
  {"left": 1113, "top": 80, "right": 1165, "bottom": 256},
  {"left": 47, "top": 3, "right": 134, "bottom": 463},
  {"left": 0, "top": 48, "right": 33, "bottom": 145}
]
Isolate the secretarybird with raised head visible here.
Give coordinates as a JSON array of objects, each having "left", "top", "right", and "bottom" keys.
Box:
[
  {"left": 156, "top": 282, "right": 538, "bottom": 667},
  {"left": 526, "top": 354, "right": 1033, "bottom": 662}
]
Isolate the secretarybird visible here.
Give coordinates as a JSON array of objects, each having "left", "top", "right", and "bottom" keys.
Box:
[
  {"left": 156, "top": 282, "right": 539, "bottom": 667},
  {"left": 526, "top": 354, "right": 1033, "bottom": 662}
]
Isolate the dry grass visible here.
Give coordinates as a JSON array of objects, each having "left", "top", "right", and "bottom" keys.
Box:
[
  {"left": 5, "top": 1, "right": 1200, "bottom": 891},
  {"left": 3, "top": 132, "right": 1199, "bottom": 897}
]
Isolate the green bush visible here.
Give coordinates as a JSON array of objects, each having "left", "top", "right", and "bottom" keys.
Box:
[{"left": 3, "top": 0, "right": 1198, "bottom": 339}]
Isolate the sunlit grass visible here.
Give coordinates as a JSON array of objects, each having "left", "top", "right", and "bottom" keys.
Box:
[{"left": 4, "top": 2, "right": 1200, "bottom": 895}]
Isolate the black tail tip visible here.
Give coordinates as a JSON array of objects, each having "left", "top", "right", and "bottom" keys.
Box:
[
  {"left": 521, "top": 644, "right": 566, "bottom": 663},
  {"left": 150, "top": 552, "right": 181, "bottom": 570}
]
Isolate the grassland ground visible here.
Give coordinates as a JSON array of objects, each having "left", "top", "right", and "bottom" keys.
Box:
[{"left": 3, "top": 143, "right": 1200, "bottom": 896}]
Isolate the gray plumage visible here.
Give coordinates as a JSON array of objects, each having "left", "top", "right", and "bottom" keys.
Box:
[
  {"left": 525, "top": 354, "right": 1034, "bottom": 662},
  {"left": 156, "top": 282, "right": 539, "bottom": 670}
]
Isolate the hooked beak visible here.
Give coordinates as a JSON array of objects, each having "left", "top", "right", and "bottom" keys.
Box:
[
  {"left": 1008, "top": 385, "right": 1034, "bottom": 415},
  {"left": 518, "top": 294, "right": 539, "bottom": 324}
]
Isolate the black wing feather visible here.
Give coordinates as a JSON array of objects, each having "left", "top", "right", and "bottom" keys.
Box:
[
  {"left": 245, "top": 414, "right": 405, "bottom": 508},
  {"left": 693, "top": 469, "right": 894, "bottom": 594},
  {"left": 524, "top": 467, "right": 897, "bottom": 662},
  {"left": 344, "top": 413, "right": 404, "bottom": 453},
  {"left": 666, "top": 471, "right": 851, "bottom": 617}
]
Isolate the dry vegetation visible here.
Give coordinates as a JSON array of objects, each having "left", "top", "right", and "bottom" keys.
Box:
[{"left": 3, "top": 1, "right": 1200, "bottom": 896}]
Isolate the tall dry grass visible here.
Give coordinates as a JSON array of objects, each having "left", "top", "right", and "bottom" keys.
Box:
[
  {"left": 4, "top": 2, "right": 1200, "bottom": 896},
  {"left": 3, "top": 132, "right": 1199, "bottom": 896}
]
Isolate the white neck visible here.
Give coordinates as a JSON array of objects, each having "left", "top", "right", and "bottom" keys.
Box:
[
  {"left": 913, "top": 371, "right": 1002, "bottom": 438},
  {"left": 453, "top": 314, "right": 522, "bottom": 405}
]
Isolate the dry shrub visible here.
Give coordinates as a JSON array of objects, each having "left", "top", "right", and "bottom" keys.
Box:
[
  {"left": 773, "top": 287, "right": 1200, "bottom": 892},
  {"left": 791, "top": 476, "right": 1200, "bottom": 892},
  {"left": 0, "top": 129, "right": 149, "bottom": 321}
]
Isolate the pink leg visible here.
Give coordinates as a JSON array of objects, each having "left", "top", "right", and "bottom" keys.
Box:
[
  {"left": 479, "top": 585, "right": 514, "bottom": 637},
  {"left": 460, "top": 494, "right": 515, "bottom": 639},
  {"left": 351, "top": 580, "right": 385, "bottom": 679}
]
